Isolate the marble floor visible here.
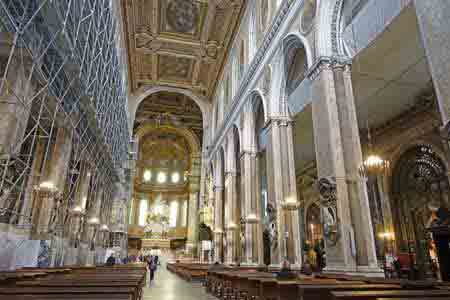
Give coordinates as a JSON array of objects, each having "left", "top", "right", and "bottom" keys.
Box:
[{"left": 143, "top": 260, "right": 215, "bottom": 300}]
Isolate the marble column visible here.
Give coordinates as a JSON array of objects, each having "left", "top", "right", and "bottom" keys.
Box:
[
  {"left": 265, "top": 117, "right": 302, "bottom": 269},
  {"left": 186, "top": 154, "right": 201, "bottom": 255},
  {"left": 18, "top": 137, "right": 45, "bottom": 226},
  {"left": 82, "top": 181, "right": 103, "bottom": 265},
  {"left": 187, "top": 184, "right": 200, "bottom": 256},
  {"left": 34, "top": 127, "right": 72, "bottom": 239},
  {"left": 213, "top": 185, "right": 224, "bottom": 262},
  {"left": 240, "top": 151, "right": 263, "bottom": 266},
  {"left": 176, "top": 196, "right": 183, "bottom": 228},
  {"left": 310, "top": 61, "right": 381, "bottom": 275},
  {"left": 224, "top": 171, "right": 239, "bottom": 264}
]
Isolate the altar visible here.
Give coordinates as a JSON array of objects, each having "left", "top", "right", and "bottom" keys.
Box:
[{"left": 141, "top": 238, "right": 171, "bottom": 250}]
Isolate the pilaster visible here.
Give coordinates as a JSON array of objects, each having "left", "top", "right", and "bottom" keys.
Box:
[
  {"left": 224, "top": 171, "right": 239, "bottom": 264},
  {"left": 33, "top": 127, "right": 72, "bottom": 239},
  {"left": 213, "top": 185, "right": 224, "bottom": 262},
  {"left": 265, "top": 117, "right": 302, "bottom": 268},
  {"left": 187, "top": 177, "right": 200, "bottom": 256},
  {"left": 240, "top": 151, "right": 263, "bottom": 265}
]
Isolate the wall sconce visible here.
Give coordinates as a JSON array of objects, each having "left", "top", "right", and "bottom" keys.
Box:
[
  {"left": 88, "top": 217, "right": 100, "bottom": 225},
  {"left": 246, "top": 213, "right": 258, "bottom": 224},
  {"left": 281, "top": 197, "right": 300, "bottom": 211},
  {"left": 227, "top": 222, "right": 238, "bottom": 231}
]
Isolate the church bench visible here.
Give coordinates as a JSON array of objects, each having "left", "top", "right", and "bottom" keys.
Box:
[
  {"left": 0, "top": 286, "right": 136, "bottom": 296},
  {"left": 232, "top": 273, "right": 276, "bottom": 300},
  {"left": 331, "top": 289, "right": 450, "bottom": 300},
  {"left": 7, "top": 294, "right": 133, "bottom": 300},
  {"left": 376, "top": 298, "right": 450, "bottom": 300},
  {"left": 256, "top": 277, "right": 404, "bottom": 300},
  {"left": 297, "top": 284, "right": 403, "bottom": 300},
  {"left": 5, "top": 266, "right": 147, "bottom": 300}
]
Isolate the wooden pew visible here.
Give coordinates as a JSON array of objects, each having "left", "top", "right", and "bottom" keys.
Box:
[
  {"left": 332, "top": 289, "right": 450, "bottom": 300},
  {"left": 0, "top": 265, "right": 146, "bottom": 300},
  {"left": 377, "top": 298, "right": 450, "bottom": 300},
  {"left": 0, "top": 286, "right": 136, "bottom": 299}
]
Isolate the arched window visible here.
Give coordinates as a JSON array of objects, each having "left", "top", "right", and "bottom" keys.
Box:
[
  {"left": 138, "top": 199, "right": 148, "bottom": 226},
  {"left": 182, "top": 200, "right": 188, "bottom": 226},
  {"left": 169, "top": 201, "right": 178, "bottom": 227},
  {"left": 129, "top": 200, "right": 134, "bottom": 225},
  {"left": 157, "top": 171, "right": 167, "bottom": 184},
  {"left": 143, "top": 169, "right": 152, "bottom": 182}
]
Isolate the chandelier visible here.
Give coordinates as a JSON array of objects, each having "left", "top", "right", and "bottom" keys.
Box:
[{"left": 359, "top": 123, "right": 389, "bottom": 177}]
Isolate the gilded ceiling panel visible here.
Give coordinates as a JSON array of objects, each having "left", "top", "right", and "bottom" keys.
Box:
[
  {"left": 158, "top": 54, "right": 195, "bottom": 83},
  {"left": 122, "top": 0, "right": 246, "bottom": 98}
]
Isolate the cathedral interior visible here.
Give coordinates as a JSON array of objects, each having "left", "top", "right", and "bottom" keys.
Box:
[{"left": 2, "top": 0, "right": 450, "bottom": 298}]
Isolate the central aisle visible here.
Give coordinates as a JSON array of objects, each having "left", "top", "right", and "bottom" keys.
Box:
[{"left": 143, "top": 259, "right": 215, "bottom": 300}]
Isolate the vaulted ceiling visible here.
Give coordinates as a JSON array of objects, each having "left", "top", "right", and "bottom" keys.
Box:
[
  {"left": 134, "top": 91, "right": 203, "bottom": 141},
  {"left": 122, "top": 0, "right": 246, "bottom": 99}
]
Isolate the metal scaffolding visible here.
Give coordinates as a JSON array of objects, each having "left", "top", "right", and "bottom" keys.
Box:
[{"left": 0, "top": 0, "right": 129, "bottom": 228}]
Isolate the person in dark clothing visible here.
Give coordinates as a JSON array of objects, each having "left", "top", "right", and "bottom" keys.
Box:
[
  {"left": 147, "top": 256, "right": 157, "bottom": 284},
  {"left": 106, "top": 254, "right": 116, "bottom": 266},
  {"left": 154, "top": 255, "right": 159, "bottom": 266}
]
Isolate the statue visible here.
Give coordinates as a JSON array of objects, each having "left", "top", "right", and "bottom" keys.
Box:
[
  {"left": 240, "top": 230, "right": 246, "bottom": 259},
  {"left": 318, "top": 177, "right": 340, "bottom": 246}
]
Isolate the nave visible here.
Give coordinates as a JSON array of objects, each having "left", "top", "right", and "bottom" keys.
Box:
[
  {"left": 3, "top": 0, "right": 450, "bottom": 298},
  {"left": 143, "top": 257, "right": 213, "bottom": 300}
]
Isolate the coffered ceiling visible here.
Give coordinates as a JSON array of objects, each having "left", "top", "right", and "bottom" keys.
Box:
[{"left": 122, "top": 0, "right": 246, "bottom": 99}]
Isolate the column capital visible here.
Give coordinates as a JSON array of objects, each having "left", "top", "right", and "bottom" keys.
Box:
[
  {"left": 240, "top": 150, "right": 258, "bottom": 158},
  {"left": 213, "top": 185, "right": 224, "bottom": 192},
  {"left": 265, "top": 116, "right": 293, "bottom": 129},
  {"left": 225, "top": 171, "right": 239, "bottom": 178},
  {"left": 307, "top": 56, "right": 352, "bottom": 81}
]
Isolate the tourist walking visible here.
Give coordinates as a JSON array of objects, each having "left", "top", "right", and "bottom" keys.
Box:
[{"left": 147, "top": 256, "right": 157, "bottom": 285}]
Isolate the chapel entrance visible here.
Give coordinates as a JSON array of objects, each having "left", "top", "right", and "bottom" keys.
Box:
[{"left": 391, "top": 145, "right": 450, "bottom": 279}]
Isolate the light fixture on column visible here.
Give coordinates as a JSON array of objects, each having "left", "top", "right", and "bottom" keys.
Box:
[
  {"left": 245, "top": 213, "right": 258, "bottom": 224},
  {"left": 100, "top": 224, "right": 110, "bottom": 232},
  {"left": 359, "top": 122, "right": 389, "bottom": 177},
  {"left": 37, "top": 181, "right": 57, "bottom": 192},
  {"left": 88, "top": 217, "right": 100, "bottom": 225},
  {"left": 281, "top": 196, "right": 300, "bottom": 211},
  {"left": 213, "top": 228, "right": 223, "bottom": 234},
  {"left": 227, "top": 222, "right": 238, "bottom": 230},
  {"left": 71, "top": 205, "right": 84, "bottom": 215}
]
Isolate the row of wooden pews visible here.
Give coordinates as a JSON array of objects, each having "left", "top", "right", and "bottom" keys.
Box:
[
  {"left": 166, "top": 262, "right": 211, "bottom": 282},
  {"left": 0, "top": 264, "right": 147, "bottom": 300},
  {"left": 204, "top": 268, "right": 450, "bottom": 300}
]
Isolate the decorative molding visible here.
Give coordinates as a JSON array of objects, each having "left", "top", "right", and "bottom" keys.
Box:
[
  {"left": 306, "top": 56, "right": 351, "bottom": 81},
  {"left": 331, "top": 0, "right": 344, "bottom": 55}
]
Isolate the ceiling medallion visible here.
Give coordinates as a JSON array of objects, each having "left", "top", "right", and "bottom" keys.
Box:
[
  {"left": 300, "top": 0, "right": 317, "bottom": 34},
  {"left": 167, "top": 0, "right": 199, "bottom": 34}
]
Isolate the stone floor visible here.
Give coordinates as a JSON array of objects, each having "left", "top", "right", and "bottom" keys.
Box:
[{"left": 143, "top": 258, "right": 215, "bottom": 300}]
